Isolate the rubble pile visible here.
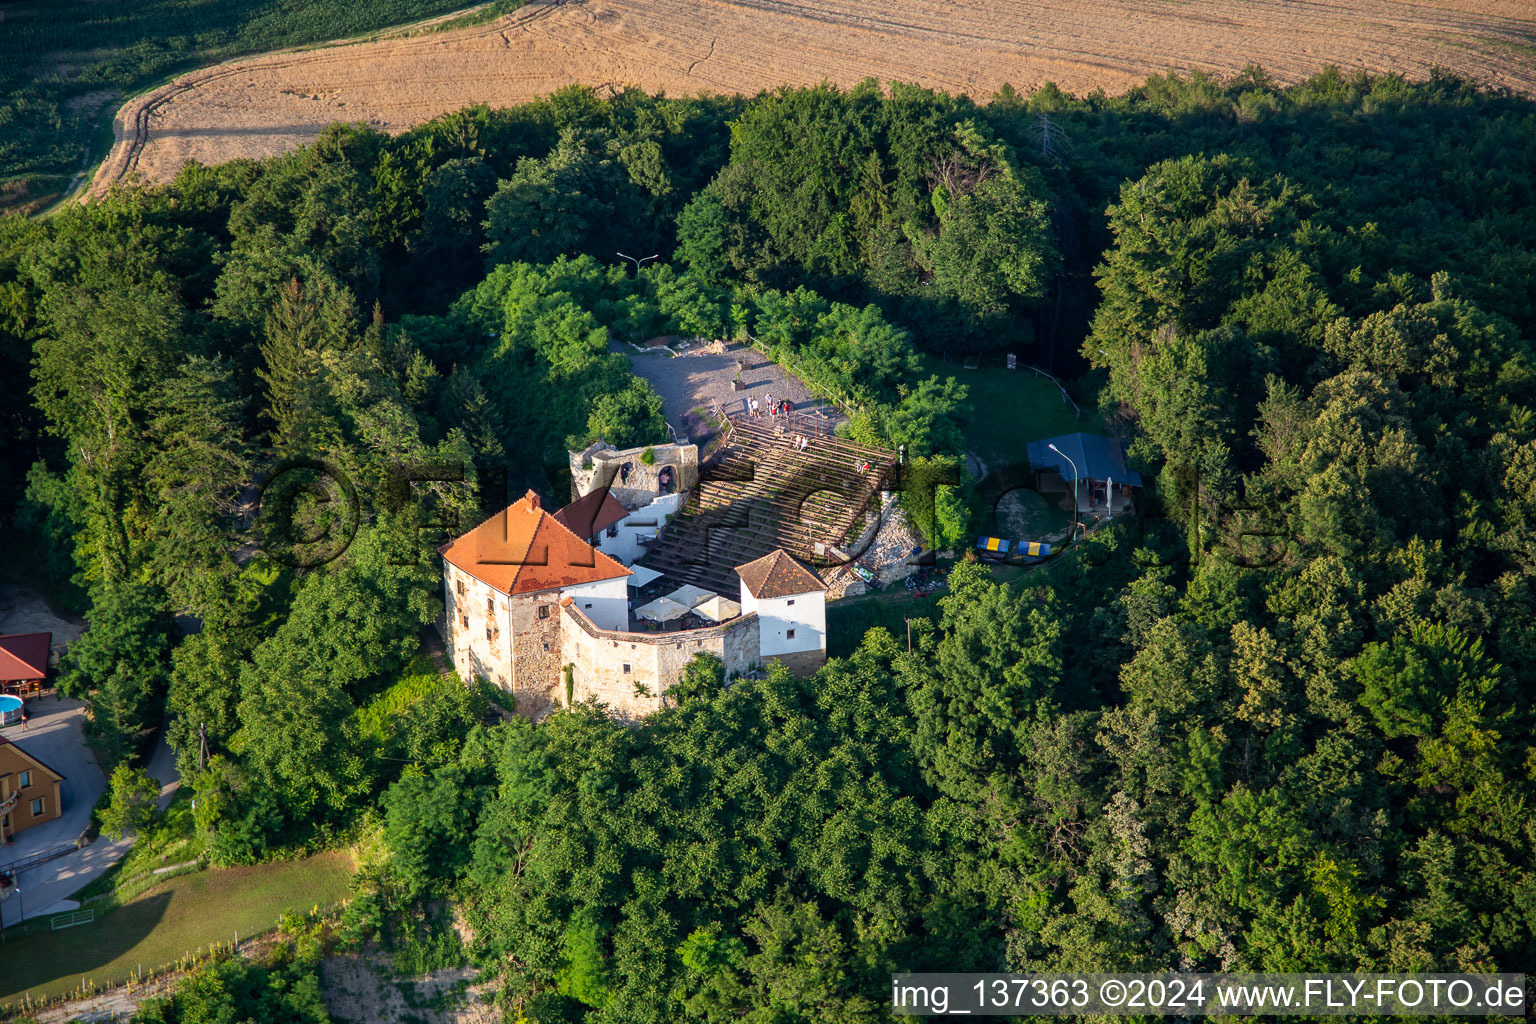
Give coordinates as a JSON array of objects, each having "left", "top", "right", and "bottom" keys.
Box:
[{"left": 823, "top": 505, "right": 925, "bottom": 598}]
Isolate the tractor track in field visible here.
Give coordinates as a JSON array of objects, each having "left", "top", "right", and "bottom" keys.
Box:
[{"left": 84, "top": 0, "right": 1536, "bottom": 198}]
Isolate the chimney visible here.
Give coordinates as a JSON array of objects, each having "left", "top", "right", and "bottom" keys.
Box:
[{"left": 525, "top": 488, "right": 541, "bottom": 509}]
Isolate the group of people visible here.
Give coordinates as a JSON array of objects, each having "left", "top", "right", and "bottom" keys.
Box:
[{"left": 747, "top": 393, "right": 793, "bottom": 419}]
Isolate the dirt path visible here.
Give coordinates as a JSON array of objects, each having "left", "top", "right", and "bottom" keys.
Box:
[{"left": 87, "top": 0, "right": 1536, "bottom": 195}]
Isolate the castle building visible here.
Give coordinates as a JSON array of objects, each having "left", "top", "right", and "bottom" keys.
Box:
[{"left": 441, "top": 490, "right": 827, "bottom": 719}]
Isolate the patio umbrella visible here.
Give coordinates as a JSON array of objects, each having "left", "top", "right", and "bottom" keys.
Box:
[
  {"left": 627, "top": 565, "right": 664, "bottom": 588},
  {"left": 692, "top": 595, "right": 742, "bottom": 623},
  {"left": 635, "top": 596, "right": 691, "bottom": 623},
  {"left": 664, "top": 584, "right": 715, "bottom": 609}
]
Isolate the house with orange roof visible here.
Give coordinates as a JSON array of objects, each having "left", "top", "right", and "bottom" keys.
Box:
[{"left": 439, "top": 490, "right": 633, "bottom": 713}]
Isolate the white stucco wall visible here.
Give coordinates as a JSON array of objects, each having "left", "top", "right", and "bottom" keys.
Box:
[
  {"left": 738, "top": 586, "right": 825, "bottom": 657},
  {"left": 444, "top": 563, "right": 513, "bottom": 687},
  {"left": 592, "top": 492, "right": 685, "bottom": 566},
  {"left": 559, "top": 575, "right": 630, "bottom": 631}
]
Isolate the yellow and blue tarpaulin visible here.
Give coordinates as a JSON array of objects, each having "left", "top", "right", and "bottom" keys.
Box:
[{"left": 976, "top": 537, "right": 1052, "bottom": 557}]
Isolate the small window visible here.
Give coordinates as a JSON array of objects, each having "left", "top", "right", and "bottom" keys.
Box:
[
  {"left": 787, "top": 599, "right": 795, "bottom": 606},
  {"left": 786, "top": 629, "right": 796, "bottom": 640},
  {"left": 455, "top": 580, "right": 466, "bottom": 597},
  {"left": 30, "top": 798, "right": 44, "bottom": 817},
  {"left": 486, "top": 626, "right": 493, "bottom": 641},
  {"left": 459, "top": 614, "right": 469, "bottom": 629},
  {"left": 538, "top": 605, "right": 550, "bottom": 619},
  {"left": 543, "top": 642, "right": 550, "bottom": 652},
  {"left": 486, "top": 596, "right": 495, "bottom": 616},
  {"left": 606, "top": 525, "right": 619, "bottom": 537},
  {"left": 18, "top": 770, "right": 31, "bottom": 789},
  {"left": 622, "top": 663, "right": 631, "bottom": 674},
  {"left": 584, "top": 602, "right": 593, "bottom": 609}
]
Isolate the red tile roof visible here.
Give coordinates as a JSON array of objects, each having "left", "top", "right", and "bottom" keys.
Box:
[
  {"left": 439, "top": 490, "right": 631, "bottom": 596},
  {"left": 0, "top": 633, "right": 50, "bottom": 682},
  {"left": 552, "top": 487, "right": 629, "bottom": 539},
  {"left": 735, "top": 549, "right": 826, "bottom": 600}
]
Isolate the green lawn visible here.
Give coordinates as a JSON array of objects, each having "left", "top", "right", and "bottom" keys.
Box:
[
  {"left": 924, "top": 355, "right": 1101, "bottom": 541},
  {"left": 924, "top": 355, "right": 1101, "bottom": 470},
  {"left": 0, "top": 850, "right": 354, "bottom": 1005}
]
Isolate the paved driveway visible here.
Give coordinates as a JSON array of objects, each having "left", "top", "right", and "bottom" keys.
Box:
[
  {"left": 0, "top": 702, "right": 180, "bottom": 924},
  {"left": 2, "top": 696, "right": 100, "bottom": 861}
]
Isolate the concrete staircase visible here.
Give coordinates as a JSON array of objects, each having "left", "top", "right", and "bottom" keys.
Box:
[{"left": 639, "top": 419, "right": 898, "bottom": 594}]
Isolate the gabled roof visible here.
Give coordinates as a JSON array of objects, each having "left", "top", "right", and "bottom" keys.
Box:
[
  {"left": 735, "top": 549, "right": 826, "bottom": 600},
  {"left": 1026, "top": 432, "right": 1143, "bottom": 487},
  {"left": 552, "top": 487, "right": 629, "bottom": 539},
  {"left": 0, "top": 633, "right": 50, "bottom": 682},
  {"left": 439, "top": 490, "right": 631, "bottom": 596},
  {"left": 0, "top": 735, "right": 65, "bottom": 782}
]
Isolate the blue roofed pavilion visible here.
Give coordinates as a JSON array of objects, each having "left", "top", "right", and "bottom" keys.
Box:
[{"left": 1026, "top": 432, "right": 1143, "bottom": 487}]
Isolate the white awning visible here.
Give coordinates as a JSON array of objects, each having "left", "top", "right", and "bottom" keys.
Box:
[
  {"left": 635, "top": 596, "right": 691, "bottom": 622},
  {"left": 626, "top": 564, "right": 664, "bottom": 588},
  {"left": 693, "top": 596, "right": 742, "bottom": 623}
]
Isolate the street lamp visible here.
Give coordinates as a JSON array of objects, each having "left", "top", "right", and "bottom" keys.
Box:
[
  {"left": 616, "top": 252, "right": 660, "bottom": 274},
  {"left": 1048, "top": 443, "right": 1080, "bottom": 541}
]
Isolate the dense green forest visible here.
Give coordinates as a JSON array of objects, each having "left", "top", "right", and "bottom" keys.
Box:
[
  {"left": 3, "top": 67, "right": 1536, "bottom": 1021},
  {"left": 0, "top": 0, "right": 527, "bottom": 213}
]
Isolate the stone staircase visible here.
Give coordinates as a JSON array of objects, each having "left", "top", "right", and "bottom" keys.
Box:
[{"left": 639, "top": 419, "right": 899, "bottom": 594}]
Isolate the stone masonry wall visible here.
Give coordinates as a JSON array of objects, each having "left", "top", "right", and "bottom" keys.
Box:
[
  {"left": 508, "top": 594, "right": 563, "bottom": 718},
  {"left": 764, "top": 648, "right": 827, "bottom": 677},
  {"left": 570, "top": 441, "right": 699, "bottom": 509},
  {"left": 561, "top": 605, "right": 760, "bottom": 722}
]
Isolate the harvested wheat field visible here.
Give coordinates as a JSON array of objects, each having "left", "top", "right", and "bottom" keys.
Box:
[{"left": 90, "top": 0, "right": 1536, "bottom": 194}]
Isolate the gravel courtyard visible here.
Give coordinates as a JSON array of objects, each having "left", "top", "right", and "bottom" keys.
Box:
[{"left": 615, "top": 340, "right": 834, "bottom": 440}]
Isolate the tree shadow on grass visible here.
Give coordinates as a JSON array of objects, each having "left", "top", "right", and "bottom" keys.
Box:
[{"left": 0, "top": 889, "right": 171, "bottom": 1002}]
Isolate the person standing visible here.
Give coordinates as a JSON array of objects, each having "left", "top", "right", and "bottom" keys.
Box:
[
  {"left": 765, "top": 392, "right": 774, "bottom": 417},
  {"left": 749, "top": 397, "right": 759, "bottom": 418}
]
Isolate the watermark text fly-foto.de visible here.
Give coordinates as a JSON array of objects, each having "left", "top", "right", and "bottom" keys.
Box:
[{"left": 890, "top": 973, "right": 1527, "bottom": 1016}]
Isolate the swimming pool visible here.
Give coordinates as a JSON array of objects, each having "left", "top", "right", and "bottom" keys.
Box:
[{"left": 0, "top": 695, "right": 21, "bottom": 725}]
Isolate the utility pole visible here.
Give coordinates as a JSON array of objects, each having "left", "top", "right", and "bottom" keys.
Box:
[
  {"left": 905, "top": 617, "right": 912, "bottom": 653},
  {"left": 199, "top": 721, "right": 207, "bottom": 772}
]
